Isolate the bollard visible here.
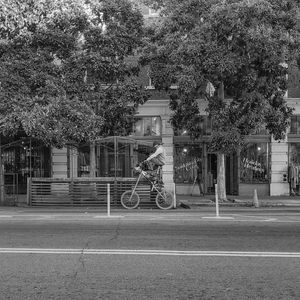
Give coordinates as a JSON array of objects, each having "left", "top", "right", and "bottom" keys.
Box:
[
  {"left": 215, "top": 184, "right": 219, "bottom": 217},
  {"left": 253, "top": 189, "right": 259, "bottom": 208},
  {"left": 173, "top": 183, "right": 177, "bottom": 208},
  {"left": 107, "top": 183, "right": 111, "bottom": 217}
]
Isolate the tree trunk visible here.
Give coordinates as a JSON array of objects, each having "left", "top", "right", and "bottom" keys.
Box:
[
  {"left": 217, "top": 153, "right": 227, "bottom": 201},
  {"left": 89, "top": 142, "right": 96, "bottom": 177},
  {"left": 216, "top": 82, "right": 227, "bottom": 201}
]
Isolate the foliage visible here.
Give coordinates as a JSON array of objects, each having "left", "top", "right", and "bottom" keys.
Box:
[
  {"left": 141, "top": 0, "right": 300, "bottom": 153},
  {"left": 0, "top": 95, "right": 103, "bottom": 147},
  {"left": 0, "top": 0, "right": 148, "bottom": 147}
]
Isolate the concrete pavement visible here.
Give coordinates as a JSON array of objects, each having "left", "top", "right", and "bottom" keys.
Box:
[
  {"left": 2, "top": 192, "right": 300, "bottom": 209},
  {"left": 177, "top": 194, "right": 300, "bottom": 207}
]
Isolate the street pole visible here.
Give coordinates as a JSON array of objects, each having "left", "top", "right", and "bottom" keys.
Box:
[
  {"left": 0, "top": 136, "right": 4, "bottom": 205},
  {"left": 215, "top": 183, "right": 219, "bottom": 217}
]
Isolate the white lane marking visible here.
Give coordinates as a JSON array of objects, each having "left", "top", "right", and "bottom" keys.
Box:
[
  {"left": 0, "top": 215, "right": 13, "bottom": 218},
  {"left": 202, "top": 216, "right": 235, "bottom": 219},
  {"left": 93, "top": 216, "right": 124, "bottom": 218},
  {"left": 265, "top": 218, "right": 278, "bottom": 222},
  {"left": 0, "top": 248, "right": 299, "bottom": 258}
]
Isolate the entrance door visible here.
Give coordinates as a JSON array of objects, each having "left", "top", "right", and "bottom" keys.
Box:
[
  {"left": 206, "top": 153, "right": 217, "bottom": 194},
  {"left": 226, "top": 153, "right": 238, "bottom": 195},
  {"left": 205, "top": 152, "right": 238, "bottom": 195}
]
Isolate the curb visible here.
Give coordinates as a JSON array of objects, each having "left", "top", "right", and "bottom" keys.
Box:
[{"left": 178, "top": 200, "right": 300, "bottom": 208}]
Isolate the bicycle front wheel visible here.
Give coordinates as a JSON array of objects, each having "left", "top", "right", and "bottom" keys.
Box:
[
  {"left": 121, "top": 190, "right": 140, "bottom": 209},
  {"left": 155, "top": 189, "right": 174, "bottom": 210}
]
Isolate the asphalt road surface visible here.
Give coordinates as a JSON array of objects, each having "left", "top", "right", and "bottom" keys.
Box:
[{"left": 0, "top": 207, "right": 299, "bottom": 299}]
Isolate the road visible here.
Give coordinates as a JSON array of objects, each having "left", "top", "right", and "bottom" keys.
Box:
[{"left": 0, "top": 207, "right": 299, "bottom": 299}]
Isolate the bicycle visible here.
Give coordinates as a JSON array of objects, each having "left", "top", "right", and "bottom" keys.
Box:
[{"left": 120, "top": 161, "right": 174, "bottom": 210}]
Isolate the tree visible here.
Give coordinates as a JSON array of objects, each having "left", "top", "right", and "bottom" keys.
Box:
[
  {"left": 0, "top": 0, "right": 106, "bottom": 147},
  {"left": 0, "top": 0, "right": 148, "bottom": 202},
  {"left": 59, "top": 0, "right": 149, "bottom": 175},
  {"left": 141, "top": 0, "right": 300, "bottom": 200}
]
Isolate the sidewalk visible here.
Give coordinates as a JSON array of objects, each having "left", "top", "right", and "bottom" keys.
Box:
[
  {"left": 3, "top": 193, "right": 300, "bottom": 209},
  {"left": 177, "top": 194, "right": 300, "bottom": 207}
]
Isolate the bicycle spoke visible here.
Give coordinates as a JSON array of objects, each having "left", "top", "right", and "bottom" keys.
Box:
[{"left": 155, "top": 189, "right": 173, "bottom": 210}]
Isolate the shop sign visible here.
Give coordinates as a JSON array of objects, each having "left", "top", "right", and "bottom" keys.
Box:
[
  {"left": 242, "top": 158, "right": 264, "bottom": 173},
  {"left": 175, "top": 158, "right": 201, "bottom": 172}
]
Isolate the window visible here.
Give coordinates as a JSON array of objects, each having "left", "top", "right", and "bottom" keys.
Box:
[
  {"left": 252, "top": 126, "right": 268, "bottom": 135},
  {"left": 290, "top": 115, "right": 300, "bottom": 134},
  {"left": 2, "top": 139, "right": 51, "bottom": 194},
  {"left": 174, "top": 116, "right": 212, "bottom": 136},
  {"left": 240, "top": 142, "right": 270, "bottom": 183},
  {"left": 148, "top": 8, "right": 159, "bottom": 16},
  {"left": 77, "top": 140, "right": 153, "bottom": 178},
  {"left": 289, "top": 143, "right": 300, "bottom": 165},
  {"left": 174, "top": 144, "right": 203, "bottom": 183},
  {"left": 134, "top": 117, "right": 162, "bottom": 137},
  {"left": 145, "top": 76, "right": 155, "bottom": 90}
]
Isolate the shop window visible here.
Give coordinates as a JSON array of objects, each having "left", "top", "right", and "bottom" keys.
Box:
[
  {"left": 134, "top": 117, "right": 162, "bottom": 137},
  {"left": 289, "top": 143, "right": 300, "bottom": 195},
  {"left": 289, "top": 143, "right": 300, "bottom": 165},
  {"left": 2, "top": 139, "right": 51, "bottom": 194},
  {"left": 78, "top": 145, "right": 90, "bottom": 177},
  {"left": 174, "top": 144, "right": 203, "bottom": 183},
  {"left": 77, "top": 140, "right": 153, "bottom": 178},
  {"left": 240, "top": 142, "right": 270, "bottom": 183},
  {"left": 290, "top": 115, "right": 300, "bottom": 134}
]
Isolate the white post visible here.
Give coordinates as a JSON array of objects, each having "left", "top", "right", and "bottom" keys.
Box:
[
  {"left": 173, "top": 183, "right": 176, "bottom": 208},
  {"left": 107, "top": 183, "right": 110, "bottom": 217},
  {"left": 215, "top": 184, "right": 219, "bottom": 217}
]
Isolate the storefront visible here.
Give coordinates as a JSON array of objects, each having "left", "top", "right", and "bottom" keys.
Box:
[
  {"left": 239, "top": 140, "right": 270, "bottom": 196},
  {"left": 287, "top": 114, "right": 300, "bottom": 195},
  {"left": 74, "top": 115, "right": 164, "bottom": 179},
  {"left": 1, "top": 138, "right": 51, "bottom": 194},
  {"left": 173, "top": 138, "right": 239, "bottom": 196},
  {"left": 52, "top": 108, "right": 275, "bottom": 198},
  {"left": 77, "top": 139, "right": 159, "bottom": 179}
]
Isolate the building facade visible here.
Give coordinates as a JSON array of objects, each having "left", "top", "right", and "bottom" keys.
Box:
[{"left": 3, "top": 4, "right": 300, "bottom": 200}]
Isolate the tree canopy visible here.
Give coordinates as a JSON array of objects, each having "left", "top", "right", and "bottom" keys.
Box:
[
  {"left": 141, "top": 0, "right": 300, "bottom": 153},
  {"left": 0, "top": 0, "right": 148, "bottom": 147}
]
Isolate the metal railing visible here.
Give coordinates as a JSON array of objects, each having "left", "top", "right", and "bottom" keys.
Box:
[{"left": 28, "top": 177, "right": 157, "bottom": 207}]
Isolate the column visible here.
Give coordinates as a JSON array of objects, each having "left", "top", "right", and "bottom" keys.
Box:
[
  {"left": 161, "top": 116, "right": 174, "bottom": 188},
  {"left": 52, "top": 147, "right": 68, "bottom": 178},
  {"left": 270, "top": 136, "right": 289, "bottom": 196}
]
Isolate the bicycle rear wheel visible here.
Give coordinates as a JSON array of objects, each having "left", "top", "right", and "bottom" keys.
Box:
[
  {"left": 121, "top": 190, "right": 140, "bottom": 209},
  {"left": 155, "top": 189, "right": 173, "bottom": 210}
]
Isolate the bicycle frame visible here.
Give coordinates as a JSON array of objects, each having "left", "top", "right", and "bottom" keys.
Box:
[
  {"left": 129, "top": 168, "right": 164, "bottom": 199},
  {"left": 121, "top": 165, "right": 173, "bottom": 210}
]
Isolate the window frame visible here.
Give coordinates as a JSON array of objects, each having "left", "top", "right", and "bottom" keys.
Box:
[
  {"left": 290, "top": 115, "right": 300, "bottom": 134},
  {"left": 240, "top": 142, "right": 270, "bottom": 184},
  {"left": 134, "top": 116, "right": 162, "bottom": 137}
]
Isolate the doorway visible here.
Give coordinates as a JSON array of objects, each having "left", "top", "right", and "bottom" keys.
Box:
[{"left": 205, "top": 152, "right": 238, "bottom": 195}]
